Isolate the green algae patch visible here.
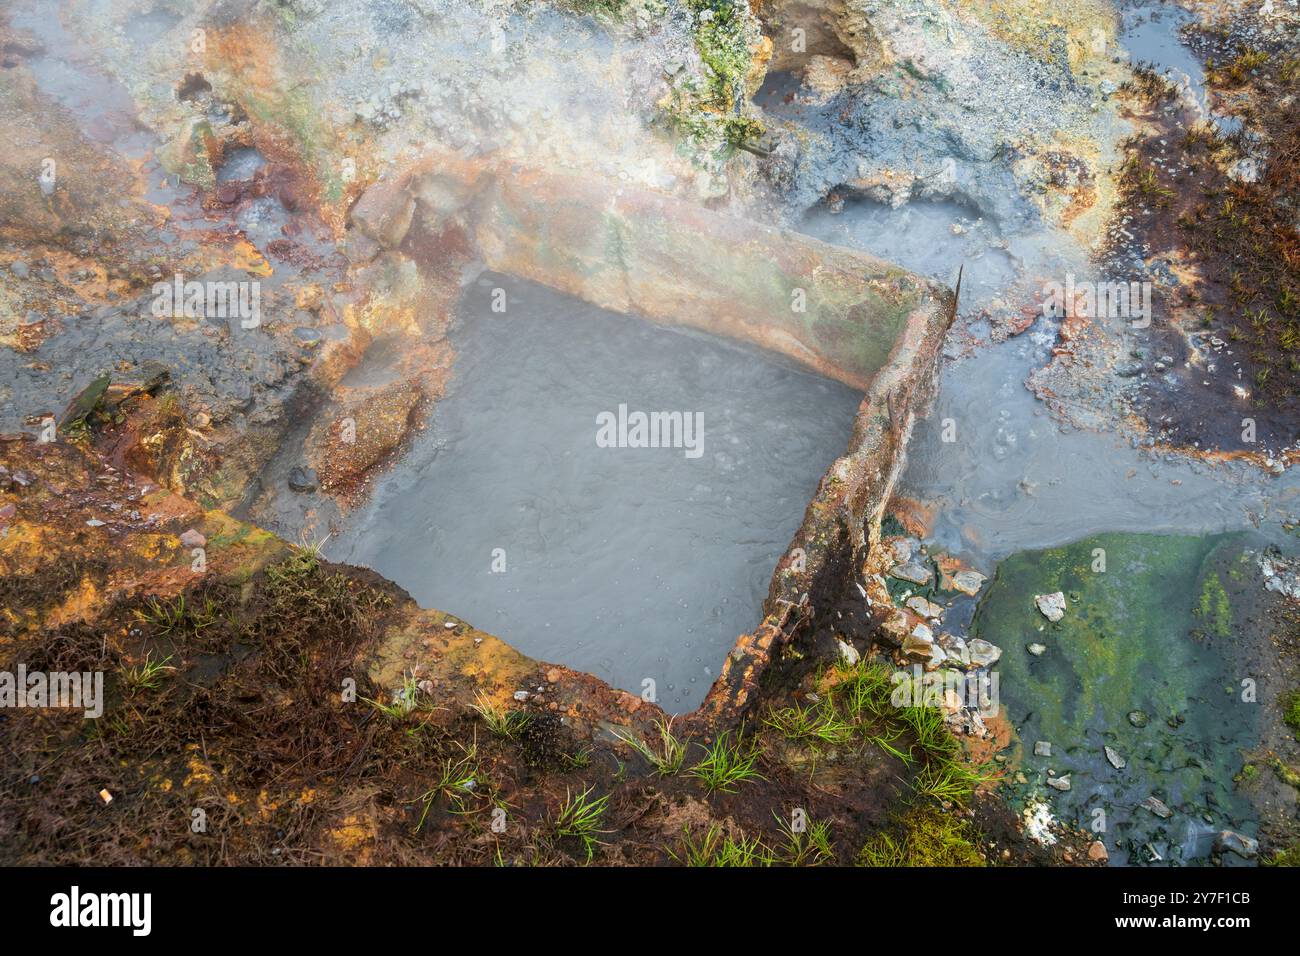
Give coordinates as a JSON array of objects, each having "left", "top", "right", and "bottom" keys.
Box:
[
  {"left": 1195, "top": 568, "right": 1234, "bottom": 640},
  {"left": 199, "top": 511, "right": 288, "bottom": 584},
  {"left": 973, "top": 532, "right": 1261, "bottom": 864},
  {"left": 980, "top": 533, "right": 1220, "bottom": 745}
]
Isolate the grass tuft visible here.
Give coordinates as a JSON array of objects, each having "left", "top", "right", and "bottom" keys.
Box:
[
  {"left": 365, "top": 671, "right": 426, "bottom": 722},
  {"left": 764, "top": 699, "right": 855, "bottom": 744},
  {"left": 775, "top": 812, "right": 835, "bottom": 866},
  {"left": 552, "top": 786, "right": 610, "bottom": 862},
  {"left": 672, "top": 823, "right": 774, "bottom": 867},
  {"left": 470, "top": 690, "right": 530, "bottom": 740},
  {"left": 134, "top": 594, "right": 219, "bottom": 636},
  {"left": 689, "top": 729, "right": 764, "bottom": 793},
  {"left": 615, "top": 717, "right": 689, "bottom": 775},
  {"left": 414, "top": 743, "right": 481, "bottom": 831},
  {"left": 120, "top": 652, "right": 176, "bottom": 693}
]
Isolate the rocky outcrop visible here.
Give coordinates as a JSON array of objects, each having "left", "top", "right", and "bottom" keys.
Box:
[
  {"left": 752, "top": 0, "right": 1124, "bottom": 241},
  {"left": 756, "top": 0, "right": 885, "bottom": 78}
]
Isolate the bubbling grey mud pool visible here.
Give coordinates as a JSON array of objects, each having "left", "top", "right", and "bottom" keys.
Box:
[{"left": 329, "top": 276, "right": 863, "bottom": 711}]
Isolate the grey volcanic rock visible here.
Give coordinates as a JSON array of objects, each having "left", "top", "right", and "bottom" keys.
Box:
[{"left": 288, "top": 466, "right": 319, "bottom": 493}]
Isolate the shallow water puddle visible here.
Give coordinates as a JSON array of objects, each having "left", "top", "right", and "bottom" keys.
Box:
[
  {"left": 899, "top": 321, "right": 1299, "bottom": 567},
  {"left": 973, "top": 532, "right": 1283, "bottom": 865},
  {"left": 10, "top": 1, "right": 200, "bottom": 211},
  {"left": 1116, "top": 0, "right": 1244, "bottom": 134},
  {"left": 330, "top": 277, "right": 863, "bottom": 711}
]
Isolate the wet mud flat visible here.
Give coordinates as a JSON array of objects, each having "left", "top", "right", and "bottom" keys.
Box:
[{"left": 329, "top": 276, "right": 864, "bottom": 712}]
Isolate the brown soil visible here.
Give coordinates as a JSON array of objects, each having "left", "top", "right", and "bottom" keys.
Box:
[
  {"left": 1107, "top": 28, "right": 1300, "bottom": 454},
  {"left": 0, "top": 426, "right": 1084, "bottom": 866}
]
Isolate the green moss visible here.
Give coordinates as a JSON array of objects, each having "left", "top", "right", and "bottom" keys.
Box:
[
  {"left": 171, "top": 119, "right": 217, "bottom": 189},
  {"left": 719, "top": 114, "right": 764, "bottom": 147},
  {"left": 234, "top": 82, "right": 338, "bottom": 201},
  {"left": 1283, "top": 690, "right": 1300, "bottom": 742},
  {"left": 687, "top": 0, "right": 754, "bottom": 109},
  {"left": 555, "top": 0, "right": 628, "bottom": 20},
  {"left": 661, "top": 0, "right": 766, "bottom": 160},
  {"left": 1273, "top": 758, "right": 1300, "bottom": 789},
  {"left": 857, "top": 804, "right": 986, "bottom": 867}
]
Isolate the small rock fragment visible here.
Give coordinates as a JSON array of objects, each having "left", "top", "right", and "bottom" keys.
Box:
[
  {"left": 288, "top": 466, "right": 318, "bottom": 493},
  {"left": 950, "top": 569, "right": 986, "bottom": 596},
  {"left": 878, "top": 609, "right": 911, "bottom": 647},
  {"left": 1034, "top": 740, "right": 1052, "bottom": 757},
  {"left": 901, "top": 623, "right": 934, "bottom": 660},
  {"left": 906, "top": 595, "right": 944, "bottom": 619},
  {"left": 890, "top": 561, "right": 932, "bottom": 586},
  {"left": 940, "top": 635, "right": 970, "bottom": 666},
  {"left": 1104, "top": 746, "right": 1126, "bottom": 770},
  {"left": 967, "top": 638, "right": 1001, "bottom": 667},
  {"left": 1141, "top": 796, "right": 1173, "bottom": 819},
  {"left": 1035, "top": 591, "right": 1066, "bottom": 622},
  {"left": 1046, "top": 775, "right": 1071, "bottom": 791},
  {"left": 888, "top": 537, "right": 917, "bottom": 565},
  {"left": 1215, "top": 830, "right": 1258, "bottom": 860}
]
